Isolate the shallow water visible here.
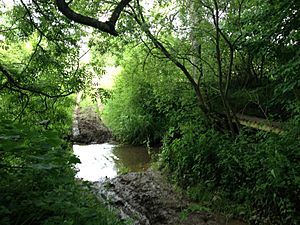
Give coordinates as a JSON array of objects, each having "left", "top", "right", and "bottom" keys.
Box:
[{"left": 73, "top": 143, "right": 154, "bottom": 182}]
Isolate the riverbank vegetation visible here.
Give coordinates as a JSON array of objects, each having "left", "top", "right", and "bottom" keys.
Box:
[
  {"left": 1, "top": 0, "right": 299, "bottom": 224},
  {"left": 103, "top": 45, "right": 300, "bottom": 224}
]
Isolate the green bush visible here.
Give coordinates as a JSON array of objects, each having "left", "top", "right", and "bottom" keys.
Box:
[
  {"left": 103, "top": 45, "right": 205, "bottom": 146},
  {"left": 161, "top": 121, "right": 300, "bottom": 224},
  {"left": 103, "top": 47, "right": 188, "bottom": 145},
  {"left": 103, "top": 73, "right": 162, "bottom": 144},
  {"left": 101, "top": 30, "right": 300, "bottom": 225}
]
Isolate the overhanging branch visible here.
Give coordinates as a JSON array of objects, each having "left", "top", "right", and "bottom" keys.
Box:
[
  {"left": 55, "top": 0, "right": 132, "bottom": 36},
  {"left": 0, "top": 64, "right": 73, "bottom": 98}
]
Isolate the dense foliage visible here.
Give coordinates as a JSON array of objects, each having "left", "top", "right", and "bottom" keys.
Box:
[
  {"left": 1, "top": 0, "right": 299, "bottom": 224},
  {"left": 100, "top": 1, "right": 299, "bottom": 223},
  {"left": 0, "top": 109, "right": 122, "bottom": 225},
  {"left": 103, "top": 46, "right": 201, "bottom": 145},
  {"left": 103, "top": 42, "right": 300, "bottom": 224},
  {"left": 162, "top": 124, "right": 300, "bottom": 224}
]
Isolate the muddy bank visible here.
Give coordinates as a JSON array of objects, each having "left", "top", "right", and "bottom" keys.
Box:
[
  {"left": 72, "top": 106, "right": 111, "bottom": 144},
  {"left": 94, "top": 171, "right": 247, "bottom": 225}
]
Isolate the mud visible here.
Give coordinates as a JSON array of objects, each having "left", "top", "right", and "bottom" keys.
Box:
[
  {"left": 94, "top": 171, "right": 247, "bottom": 225},
  {"left": 72, "top": 106, "right": 112, "bottom": 144}
]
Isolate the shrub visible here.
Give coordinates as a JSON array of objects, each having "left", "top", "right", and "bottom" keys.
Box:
[{"left": 161, "top": 121, "right": 300, "bottom": 224}]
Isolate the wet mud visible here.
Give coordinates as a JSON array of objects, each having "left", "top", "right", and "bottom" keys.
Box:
[
  {"left": 73, "top": 103, "right": 247, "bottom": 225},
  {"left": 72, "top": 106, "right": 111, "bottom": 144},
  {"left": 94, "top": 171, "right": 247, "bottom": 225}
]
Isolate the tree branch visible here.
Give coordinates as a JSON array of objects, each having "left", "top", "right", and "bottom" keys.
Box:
[
  {"left": 129, "top": 1, "right": 210, "bottom": 114},
  {"left": 20, "top": 0, "right": 48, "bottom": 38},
  {"left": 55, "top": 0, "right": 132, "bottom": 36},
  {"left": 109, "top": 0, "right": 132, "bottom": 26},
  {"left": 20, "top": 34, "right": 43, "bottom": 76},
  {"left": 14, "top": 93, "right": 30, "bottom": 122},
  {"left": 0, "top": 64, "right": 73, "bottom": 98}
]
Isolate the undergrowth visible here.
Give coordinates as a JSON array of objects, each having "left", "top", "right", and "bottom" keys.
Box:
[{"left": 161, "top": 117, "right": 300, "bottom": 225}]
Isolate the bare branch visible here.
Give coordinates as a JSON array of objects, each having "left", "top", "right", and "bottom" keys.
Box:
[
  {"left": 20, "top": 34, "right": 43, "bottom": 76},
  {"left": 13, "top": 93, "right": 30, "bottom": 122},
  {"left": 55, "top": 0, "right": 132, "bottom": 36}
]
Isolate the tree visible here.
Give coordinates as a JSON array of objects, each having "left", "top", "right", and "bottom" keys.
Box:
[
  {"left": 3, "top": 0, "right": 299, "bottom": 130},
  {"left": 0, "top": 0, "right": 89, "bottom": 121},
  {"left": 55, "top": 0, "right": 131, "bottom": 36},
  {"left": 53, "top": 0, "right": 244, "bottom": 133}
]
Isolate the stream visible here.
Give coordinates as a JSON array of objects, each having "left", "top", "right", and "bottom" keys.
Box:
[{"left": 73, "top": 143, "right": 248, "bottom": 225}]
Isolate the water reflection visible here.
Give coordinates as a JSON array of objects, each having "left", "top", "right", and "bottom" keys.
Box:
[
  {"left": 73, "top": 143, "right": 154, "bottom": 182},
  {"left": 113, "top": 145, "right": 151, "bottom": 173}
]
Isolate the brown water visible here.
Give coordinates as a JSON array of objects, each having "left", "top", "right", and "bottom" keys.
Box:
[{"left": 73, "top": 143, "right": 155, "bottom": 182}]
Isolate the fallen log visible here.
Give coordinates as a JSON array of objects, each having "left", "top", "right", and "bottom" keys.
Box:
[{"left": 236, "top": 113, "right": 283, "bottom": 134}]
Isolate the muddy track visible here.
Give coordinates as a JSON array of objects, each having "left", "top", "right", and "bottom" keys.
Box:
[
  {"left": 72, "top": 105, "right": 112, "bottom": 144},
  {"left": 94, "top": 171, "right": 246, "bottom": 225}
]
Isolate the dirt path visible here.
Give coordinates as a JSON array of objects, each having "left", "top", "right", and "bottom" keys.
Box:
[
  {"left": 72, "top": 104, "right": 111, "bottom": 144},
  {"left": 72, "top": 92, "right": 112, "bottom": 144}
]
